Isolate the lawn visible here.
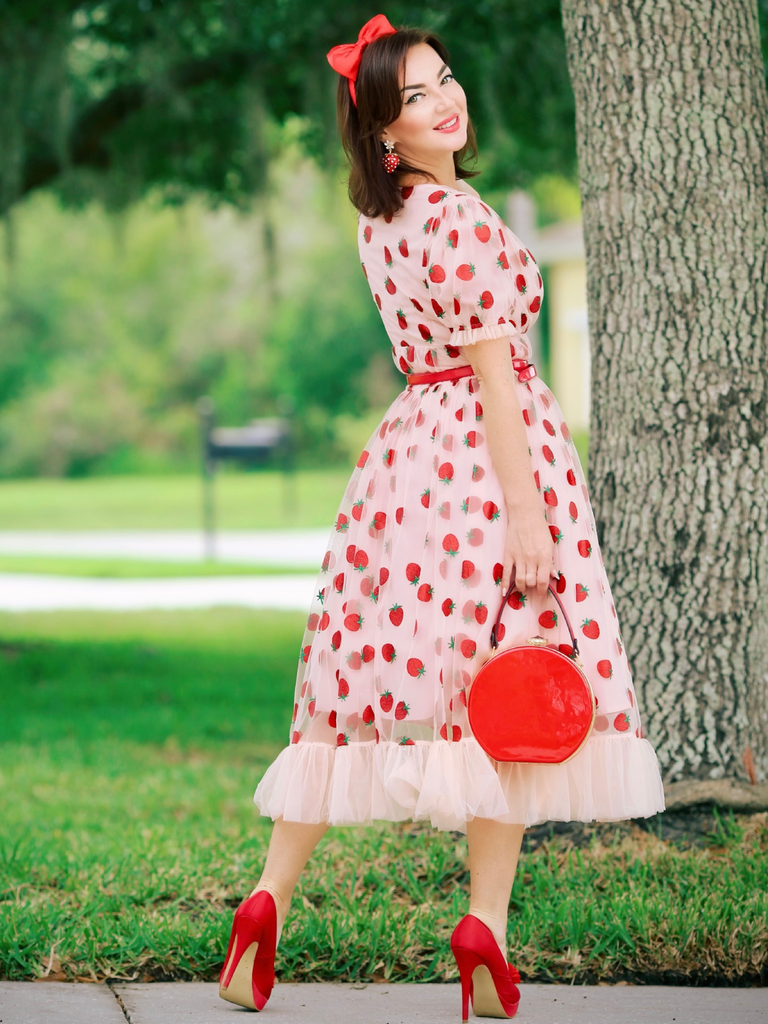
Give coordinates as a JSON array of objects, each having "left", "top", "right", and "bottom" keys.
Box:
[
  {"left": 0, "top": 430, "right": 589, "bottom": 534},
  {"left": 1, "top": 609, "right": 764, "bottom": 987},
  {"left": 0, "top": 468, "right": 354, "bottom": 531}
]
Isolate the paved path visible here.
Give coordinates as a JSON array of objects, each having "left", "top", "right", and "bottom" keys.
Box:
[
  {"left": 0, "top": 980, "right": 765, "bottom": 1023},
  {"left": 0, "top": 531, "right": 327, "bottom": 611},
  {"left": 0, "top": 530, "right": 329, "bottom": 566},
  {"left": 0, "top": 573, "right": 317, "bottom": 612}
]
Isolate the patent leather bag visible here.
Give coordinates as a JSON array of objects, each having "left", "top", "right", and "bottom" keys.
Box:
[{"left": 467, "top": 578, "right": 596, "bottom": 764}]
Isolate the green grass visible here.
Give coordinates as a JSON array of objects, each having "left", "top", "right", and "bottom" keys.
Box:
[
  {"left": 0, "top": 468, "right": 354, "bottom": 531},
  {"left": 0, "top": 431, "right": 590, "bottom": 534},
  {"left": 0, "top": 556, "right": 315, "bottom": 577},
  {"left": 1, "top": 609, "right": 765, "bottom": 986}
]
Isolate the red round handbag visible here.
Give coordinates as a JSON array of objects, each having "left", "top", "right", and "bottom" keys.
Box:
[{"left": 467, "top": 578, "right": 597, "bottom": 764}]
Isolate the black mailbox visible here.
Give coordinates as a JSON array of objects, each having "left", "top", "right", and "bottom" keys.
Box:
[{"left": 197, "top": 395, "right": 296, "bottom": 559}]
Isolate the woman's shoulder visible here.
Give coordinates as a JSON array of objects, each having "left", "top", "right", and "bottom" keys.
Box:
[
  {"left": 457, "top": 184, "right": 497, "bottom": 212},
  {"left": 455, "top": 179, "right": 481, "bottom": 199},
  {"left": 356, "top": 181, "right": 500, "bottom": 235},
  {"left": 430, "top": 182, "right": 501, "bottom": 222},
  {"left": 423, "top": 185, "right": 504, "bottom": 243}
]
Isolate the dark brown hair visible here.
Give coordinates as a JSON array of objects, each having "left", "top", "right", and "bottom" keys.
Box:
[{"left": 336, "top": 26, "right": 478, "bottom": 219}]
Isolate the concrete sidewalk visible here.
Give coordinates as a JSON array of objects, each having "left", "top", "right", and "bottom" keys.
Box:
[
  {"left": 0, "top": 530, "right": 326, "bottom": 611},
  {"left": 1, "top": 981, "right": 765, "bottom": 1024},
  {"left": 0, "top": 572, "right": 317, "bottom": 611}
]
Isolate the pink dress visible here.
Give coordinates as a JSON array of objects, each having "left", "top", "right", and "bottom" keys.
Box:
[{"left": 254, "top": 182, "right": 665, "bottom": 833}]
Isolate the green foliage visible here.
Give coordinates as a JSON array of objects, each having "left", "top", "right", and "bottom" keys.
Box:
[
  {"left": 3, "top": 2, "right": 763, "bottom": 476},
  {"left": 2, "top": 1, "right": 578, "bottom": 215},
  {"left": 0, "top": 143, "right": 397, "bottom": 477},
  {"left": 0, "top": 163, "right": 586, "bottom": 478},
  {"left": 4, "top": 0, "right": 767, "bottom": 216},
  {"left": 529, "top": 173, "right": 582, "bottom": 228}
]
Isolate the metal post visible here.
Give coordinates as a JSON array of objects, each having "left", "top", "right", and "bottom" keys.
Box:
[
  {"left": 197, "top": 396, "right": 216, "bottom": 561},
  {"left": 276, "top": 394, "right": 296, "bottom": 523}
]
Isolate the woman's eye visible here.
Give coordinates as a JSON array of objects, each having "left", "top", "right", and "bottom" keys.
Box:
[{"left": 405, "top": 74, "right": 454, "bottom": 105}]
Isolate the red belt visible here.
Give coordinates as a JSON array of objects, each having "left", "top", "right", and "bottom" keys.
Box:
[{"left": 406, "top": 359, "right": 537, "bottom": 387}]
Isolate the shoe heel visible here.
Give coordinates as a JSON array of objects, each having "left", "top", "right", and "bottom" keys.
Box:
[
  {"left": 451, "top": 914, "right": 521, "bottom": 1020},
  {"left": 221, "top": 914, "right": 263, "bottom": 990},
  {"left": 453, "top": 946, "right": 483, "bottom": 1022},
  {"left": 219, "top": 890, "right": 278, "bottom": 1011}
]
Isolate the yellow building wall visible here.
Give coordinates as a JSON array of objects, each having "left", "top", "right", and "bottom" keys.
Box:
[{"left": 547, "top": 260, "right": 590, "bottom": 433}]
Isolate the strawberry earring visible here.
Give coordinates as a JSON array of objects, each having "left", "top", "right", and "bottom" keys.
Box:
[{"left": 382, "top": 139, "right": 399, "bottom": 173}]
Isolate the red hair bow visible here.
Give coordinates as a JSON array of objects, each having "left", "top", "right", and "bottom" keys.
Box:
[{"left": 326, "top": 13, "right": 397, "bottom": 107}]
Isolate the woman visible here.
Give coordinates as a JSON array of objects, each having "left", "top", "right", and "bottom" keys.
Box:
[{"left": 219, "top": 13, "right": 666, "bottom": 1019}]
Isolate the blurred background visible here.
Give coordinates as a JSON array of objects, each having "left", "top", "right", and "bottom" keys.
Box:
[
  {"left": 0, "top": 0, "right": 604, "bottom": 588},
  {"left": 2, "top": 0, "right": 767, "bottom": 990},
  {"left": 0, "top": 2, "right": 590, "bottom": 490}
]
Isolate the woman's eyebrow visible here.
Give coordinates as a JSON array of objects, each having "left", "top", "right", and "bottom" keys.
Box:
[{"left": 400, "top": 63, "right": 448, "bottom": 93}]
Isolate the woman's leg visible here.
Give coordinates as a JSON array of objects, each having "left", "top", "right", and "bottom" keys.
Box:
[
  {"left": 465, "top": 817, "right": 526, "bottom": 962},
  {"left": 249, "top": 816, "right": 330, "bottom": 945}
]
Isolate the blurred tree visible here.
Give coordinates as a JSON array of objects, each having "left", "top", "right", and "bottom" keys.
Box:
[
  {"left": 562, "top": 0, "right": 768, "bottom": 808},
  {"left": 1, "top": 0, "right": 577, "bottom": 217},
  {"left": 0, "top": 157, "right": 385, "bottom": 477},
  {"left": 1, "top": 1, "right": 767, "bottom": 479},
  {"left": 0, "top": 1, "right": 582, "bottom": 478}
]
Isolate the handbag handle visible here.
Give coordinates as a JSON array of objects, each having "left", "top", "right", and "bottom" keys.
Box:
[{"left": 490, "top": 576, "right": 581, "bottom": 658}]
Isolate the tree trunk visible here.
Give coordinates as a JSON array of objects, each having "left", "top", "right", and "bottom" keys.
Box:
[{"left": 560, "top": 0, "right": 768, "bottom": 805}]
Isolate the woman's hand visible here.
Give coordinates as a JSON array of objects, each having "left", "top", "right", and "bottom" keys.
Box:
[{"left": 501, "top": 502, "right": 556, "bottom": 598}]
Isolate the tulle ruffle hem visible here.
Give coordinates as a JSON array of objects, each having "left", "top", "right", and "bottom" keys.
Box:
[{"left": 253, "top": 733, "right": 665, "bottom": 835}]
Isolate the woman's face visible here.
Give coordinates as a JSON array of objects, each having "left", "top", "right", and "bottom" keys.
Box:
[{"left": 380, "top": 43, "right": 468, "bottom": 165}]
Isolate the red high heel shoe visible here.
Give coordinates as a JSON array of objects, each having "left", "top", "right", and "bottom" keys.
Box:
[
  {"left": 218, "top": 890, "right": 278, "bottom": 1011},
  {"left": 450, "top": 914, "right": 521, "bottom": 1021}
]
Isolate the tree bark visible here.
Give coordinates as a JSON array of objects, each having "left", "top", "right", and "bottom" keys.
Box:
[{"left": 561, "top": 0, "right": 768, "bottom": 804}]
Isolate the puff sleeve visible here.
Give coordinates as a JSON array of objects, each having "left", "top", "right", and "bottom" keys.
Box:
[{"left": 423, "top": 191, "right": 542, "bottom": 345}]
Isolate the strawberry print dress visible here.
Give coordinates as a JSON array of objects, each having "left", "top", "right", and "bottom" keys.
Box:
[{"left": 254, "top": 182, "right": 666, "bottom": 833}]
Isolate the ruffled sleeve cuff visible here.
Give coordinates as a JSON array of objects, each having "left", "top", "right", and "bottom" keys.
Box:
[{"left": 449, "top": 319, "right": 521, "bottom": 346}]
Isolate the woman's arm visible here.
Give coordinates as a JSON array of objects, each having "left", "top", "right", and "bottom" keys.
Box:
[
  {"left": 464, "top": 335, "right": 554, "bottom": 596},
  {"left": 464, "top": 335, "right": 540, "bottom": 513},
  {"left": 420, "top": 191, "right": 552, "bottom": 592}
]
